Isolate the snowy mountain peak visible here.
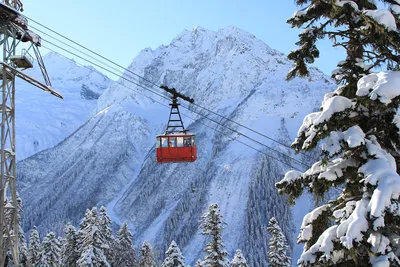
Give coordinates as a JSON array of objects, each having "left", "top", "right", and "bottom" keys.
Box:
[{"left": 95, "top": 26, "right": 300, "bottom": 116}]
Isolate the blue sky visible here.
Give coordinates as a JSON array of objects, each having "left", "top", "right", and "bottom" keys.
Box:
[{"left": 23, "top": 0, "right": 344, "bottom": 77}]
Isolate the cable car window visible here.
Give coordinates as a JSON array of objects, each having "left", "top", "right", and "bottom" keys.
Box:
[
  {"left": 161, "top": 137, "right": 168, "bottom": 148},
  {"left": 169, "top": 137, "right": 177, "bottom": 147},
  {"left": 183, "top": 137, "right": 191, "bottom": 147},
  {"left": 177, "top": 137, "right": 184, "bottom": 147},
  {"left": 156, "top": 137, "right": 161, "bottom": 148},
  {"left": 191, "top": 136, "right": 196, "bottom": 146}
]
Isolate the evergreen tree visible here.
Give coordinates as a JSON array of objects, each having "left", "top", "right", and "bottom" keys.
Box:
[
  {"left": 27, "top": 226, "right": 41, "bottom": 267},
  {"left": 139, "top": 241, "right": 157, "bottom": 267},
  {"left": 277, "top": 1, "right": 400, "bottom": 266},
  {"left": 161, "top": 240, "right": 185, "bottom": 267},
  {"left": 113, "top": 222, "right": 136, "bottom": 267},
  {"left": 77, "top": 207, "right": 110, "bottom": 267},
  {"left": 77, "top": 208, "right": 92, "bottom": 255},
  {"left": 62, "top": 223, "right": 79, "bottom": 267},
  {"left": 79, "top": 209, "right": 92, "bottom": 233},
  {"left": 199, "top": 204, "right": 229, "bottom": 267},
  {"left": 41, "top": 232, "right": 61, "bottom": 267},
  {"left": 194, "top": 260, "right": 203, "bottom": 267},
  {"left": 230, "top": 250, "right": 248, "bottom": 267},
  {"left": 98, "top": 206, "right": 114, "bottom": 261},
  {"left": 16, "top": 198, "right": 28, "bottom": 266},
  {"left": 267, "top": 218, "right": 291, "bottom": 267}
]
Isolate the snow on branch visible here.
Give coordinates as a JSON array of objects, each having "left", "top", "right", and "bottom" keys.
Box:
[
  {"left": 357, "top": 72, "right": 400, "bottom": 104},
  {"left": 364, "top": 10, "right": 397, "bottom": 31},
  {"left": 359, "top": 158, "right": 400, "bottom": 223},
  {"left": 299, "top": 225, "right": 342, "bottom": 265},
  {"left": 334, "top": 0, "right": 359, "bottom": 10},
  {"left": 391, "top": 4, "right": 400, "bottom": 15},
  {"left": 299, "top": 205, "right": 331, "bottom": 242},
  {"left": 291, "top": 10, "right": 306, "bottom": 21},
  {"left": 295, "top": 96, "right": 355, "bottom": 149}
]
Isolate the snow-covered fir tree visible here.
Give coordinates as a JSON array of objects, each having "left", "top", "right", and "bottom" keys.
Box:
[
  {"left": 267, "top": 218, "right": 290, "bottom": 267},
  {"left": 79, "top": 209, "right": 92, "bottom": 232},
  {"left": 277, "top": 0, "right": 400, "bottom": 266},
  {"left": 161, "top": 240, "right": 185, "bottom": 267},
  {"left": 62, "top": 223, "right": 79, "bottom": 267},
  {"left": 27, "top": 226, "right": 41, "bottom": 267},
  {"left": 199, "top": 204, "right": 229, "bottom": 267},
  {"left": 113, "top": 222, "right": 136, "bottom": 267},
  {"left": 76, "top": 208, "right": 92, "bottom": 260},
  {"left": 139, "top": 241, "right": 157, "bottom": 267},
  {"left": 16, "top": 198, "right": 28, "bottom": 266},
  {"left": 98, "top": 206, "right": 114, "bottom": 261},
  {"left": 194, "top": 260, "right": 203, "bottom": 267},
  {"left": 77, "top": 207, "right": 110, "bottom": 267},
  {"left": 41, "top": 232, "right": 61, "bottom": 267},
  {"left": 231, "top": 250, "right": 248, "bottom": 267}
]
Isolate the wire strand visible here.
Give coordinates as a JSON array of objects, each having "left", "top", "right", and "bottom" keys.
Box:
[
  {"left": 41, "top": 41, "right": 309, "bottom": 171},
  {"left": 44, "top": 46, "right": 306, "bottom": 172},
  {"left": 25, "top": 15, "right": 317, "bottom": 161}
]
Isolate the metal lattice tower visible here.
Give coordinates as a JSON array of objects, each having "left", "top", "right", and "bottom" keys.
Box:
[
  {"left": 0, "top": 1, "right": 62, "bottom": 265},
  {"left": 160, "top": 85, "right": 194, "bottom": 134}
]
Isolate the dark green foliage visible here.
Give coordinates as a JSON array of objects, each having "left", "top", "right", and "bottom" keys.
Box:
[{"left": 277, "top": 1, "right": 400, "bottom": 266}]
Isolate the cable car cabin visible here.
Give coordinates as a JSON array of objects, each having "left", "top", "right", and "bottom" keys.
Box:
[{"left": 156, "top": 133, "right": 196, "bottom": 163}]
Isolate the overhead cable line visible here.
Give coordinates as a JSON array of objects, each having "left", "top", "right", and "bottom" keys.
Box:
[
  {"left": 41, "top": 40, "right": 310, "bottom": 170},
  {"left": 41, "top": 36, "right": 310, "bottom": 169},
  {"left": 25, "top": 15, "right": 316, "bottom": 161},
  {"left": 43, "top": 45, "right": 306, "bottom": 173}
]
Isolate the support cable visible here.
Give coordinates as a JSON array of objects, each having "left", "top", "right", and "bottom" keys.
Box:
[
  {"left": 25, "top": 15, "right": 317, "bottom": 161},
  {"left": 43, "top": 39, "right": 310, "bottom": 168},
  {"left": 41, "top": 42, "right": 310, "bottom": 171},
  {"left": 51, "top": 49, "right": 307, "bottom": 172}
]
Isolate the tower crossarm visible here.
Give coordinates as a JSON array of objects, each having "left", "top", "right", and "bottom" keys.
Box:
[
  {"left": 160, "top": 85, "right": 194, "bottom": 103},
  {"left": 0, "top": 62, "right": 62, "bottom": 98}
]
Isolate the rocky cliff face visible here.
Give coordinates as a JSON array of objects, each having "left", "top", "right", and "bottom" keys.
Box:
[{"left": 17, "top": 26, "right": 333, "bottom": 265}]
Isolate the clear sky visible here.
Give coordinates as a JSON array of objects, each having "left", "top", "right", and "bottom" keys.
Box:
[{"left": 22, "top": 0, "right": 345, "bottom": 77}]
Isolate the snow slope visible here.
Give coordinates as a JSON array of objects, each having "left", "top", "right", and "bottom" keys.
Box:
[
  {"left": 17, "top": 26, "right": 333, "bottom": 266},
  {"left": 16, "top": 52, "right": 112, "bottom": 160}
]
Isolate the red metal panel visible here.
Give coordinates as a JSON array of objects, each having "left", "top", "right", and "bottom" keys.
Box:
[{"left": 156, "top": 147, "right": 197, "bottom": 163}]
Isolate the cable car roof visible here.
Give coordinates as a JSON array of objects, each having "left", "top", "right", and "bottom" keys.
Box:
[{"left": 156, "top": 131, "right": 195, "bottom": 137}]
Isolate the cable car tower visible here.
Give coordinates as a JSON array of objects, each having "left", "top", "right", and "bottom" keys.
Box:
[{"left": 0, "top": 0, "right": 62, "bottom": 265}]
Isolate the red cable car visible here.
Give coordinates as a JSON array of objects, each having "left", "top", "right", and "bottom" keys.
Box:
[
  {"left": 156, "top": 85, "right": 197, "bottom": 163},
  {"left": 156, "top": 133, "right": 196, "bottom": 163}
]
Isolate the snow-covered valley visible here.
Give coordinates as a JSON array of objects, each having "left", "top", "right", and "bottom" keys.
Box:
[{"left": 17, "top": 26, "right": 334, "bottom": 266}]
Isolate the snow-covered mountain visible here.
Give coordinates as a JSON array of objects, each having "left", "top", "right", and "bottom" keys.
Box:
[
  {"left": 17, "top": 26, "right": 333, "bottom": 266},
  {"left": 16, "top": 52, "right": 112, "bottom": 160}
]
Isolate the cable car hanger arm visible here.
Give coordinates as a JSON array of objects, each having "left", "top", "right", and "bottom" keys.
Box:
[{"left": 160, "top": 85, "right": 194, "bottom": 103}]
